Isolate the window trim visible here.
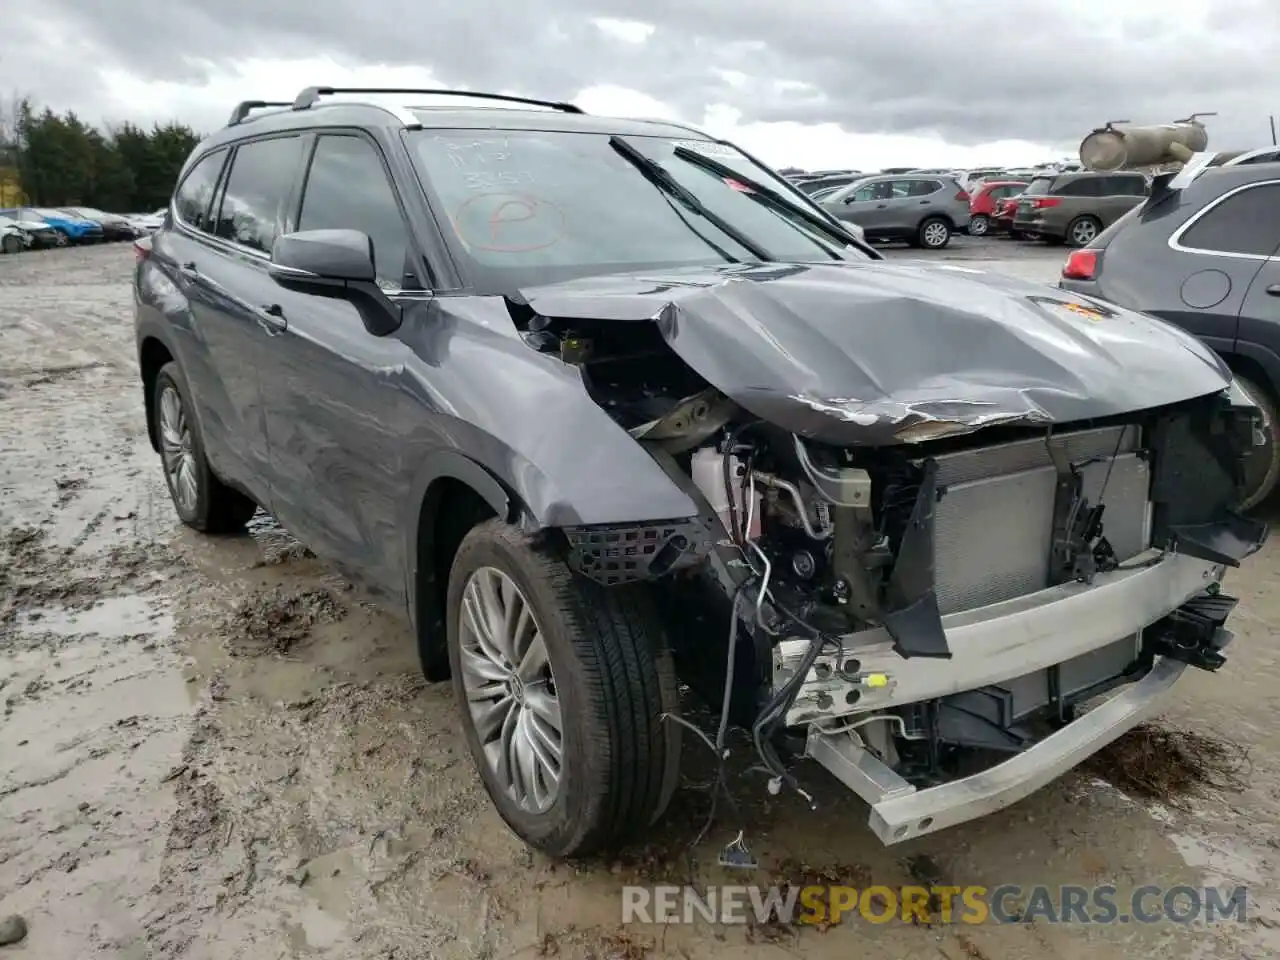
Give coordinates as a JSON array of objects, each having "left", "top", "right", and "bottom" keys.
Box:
[
  {"left": 295, "top": 128, "right": 431, "bottom": 292},
  {"left": 171, "top": 147, "right": 230, "bottom": 234},
  {"left": 1168, "top": 179, "right": 1280, "bottom": 262}
]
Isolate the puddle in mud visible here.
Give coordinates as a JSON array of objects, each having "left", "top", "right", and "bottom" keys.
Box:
[{"left": 12, "top": 592, "right": 174, "bottom": 639}]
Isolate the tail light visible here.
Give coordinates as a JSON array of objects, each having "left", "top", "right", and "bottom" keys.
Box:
[
  {"left": 954, "top": 190, "right": 970, "bottom": 202},
  {"left": 133, "top": 236, "right": 152, "bottom": 263},
  {"left": 1062, "top": 249, "right": 1099, "bottom": 280},
  {"left": 1033, "top": 197, "right": 1061, "bottom": 209}
]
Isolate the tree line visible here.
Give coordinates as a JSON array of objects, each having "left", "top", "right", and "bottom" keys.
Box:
[{"left": 0, "top": 97, "right": 202, "bottom": 213}]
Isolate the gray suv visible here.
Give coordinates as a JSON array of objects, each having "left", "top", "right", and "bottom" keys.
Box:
[
  {"left": 1013, "top": 171, "right": 1147, "bottom": 247},
  {"left": 133, "top": 85, "right": 1264, "bottom": 859},
  {"left": 1059, "top": 162, "right": 1280, "bottom": 506},
  {"left": 822, "top": 174, "right": 971, "bottom": 248}
]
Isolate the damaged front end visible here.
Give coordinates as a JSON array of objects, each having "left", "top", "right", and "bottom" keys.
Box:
[{"left": 513, "top": 261, "right": 1268, "bottom": 844}]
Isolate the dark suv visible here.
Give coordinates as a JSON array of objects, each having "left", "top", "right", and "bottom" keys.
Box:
[
  {"left": 134, "top": 86, "right": 1264, "bottom": 858},
  {"left": 1013, "top": 171, "right": 1147, "bottom": 247},
  {"left": 1059, "top": 162, "right": 1280, "bottom": 507}
]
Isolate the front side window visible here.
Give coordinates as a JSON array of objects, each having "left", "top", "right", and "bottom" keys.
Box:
[
  {"left": 298, "top": 135, "right": 415, "bottom": 289},
  {"left": 1178, "top": 183, "right": 1280, "bottom": 257},
  {"left": 213, "top": 136, "right": 304, "bottom": 253},
  {"left": 408, "top": 129, "right": 866, "bottom": 289},
  {"left": 173, "top": 150, "right": 227, "bottom": 232}
]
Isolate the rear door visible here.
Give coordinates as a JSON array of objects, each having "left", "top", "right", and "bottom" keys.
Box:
[
  {"left": 254, "top": 130, "right": 429, "bottom": 594},
  {"left": 185, "top": 133, "right": 307, "bottom": 492},
  {"left": 896, "top": 178, "right": 945, "bottom": 233},
  {"left": 148, "top": 145, "right": 277, "bottom": 491}
]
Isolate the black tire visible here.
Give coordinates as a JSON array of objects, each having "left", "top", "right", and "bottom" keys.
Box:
[
  {"left": 968, "top": 214, "right": 990, "bottom": 237},
  {"left": 1065, "top": 215, "right": 1102, "bottom": 248},
  {"left": 446, "top": 519, "right": 681, "bottom": 857},
  {"left": 916, "top": 216, "right": 952, "bottom": 249},
  {"left": 53, "top": 229, "right": 68, "bottom": 247},
  {"left": 152, "top": 361, "right": 257, "bottom": 534},
  {"left": 1, "top": 234, "right": 20, "bottom": 254},
  {"left": 1235, "top": 373, "right": 1280, "bottom": 510}
]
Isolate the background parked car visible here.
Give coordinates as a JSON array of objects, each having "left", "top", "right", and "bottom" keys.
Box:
[
  {"left": 795, "top": 172, "right": 863, "bottom": 195},
  {"left": 1, "top": 207, "right": 103, "bottom": 244},
  {"left": 967, "top": 180, "right": 1027, "bottom": 236},
  {"left": 0, "top": 212, "right": 59, "bottom": 249},
  {"left": 1058, "top": 162, "right": 1280, "bottom": 507},
  {"left": 0, "top": 219, "right": 26, "bottom": 254},
  {"left": 822, "top": 173, "right": 971, "bottom": 248},
  {"left": 124, "top": 209, "right": 166, "bottom": 233},
  {"left": 1012, "top": 171, "right": 1147, "bottom": 247},
  {"left": 59, "top": 206, "right": 141, "bottom": 241}
]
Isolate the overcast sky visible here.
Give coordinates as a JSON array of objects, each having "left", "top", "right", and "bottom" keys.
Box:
[{"left": 5, "top": 0, "right": 1275, "bottom": 170}]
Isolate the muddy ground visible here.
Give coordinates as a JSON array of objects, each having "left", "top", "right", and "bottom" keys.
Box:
[{"left": 1, "top": 241, "right": 1277, "bottom": 960}]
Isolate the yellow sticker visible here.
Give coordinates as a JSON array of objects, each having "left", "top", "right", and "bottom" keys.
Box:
[{"left": 1061, "top": 302, "right": 1106, "bottom": 322}]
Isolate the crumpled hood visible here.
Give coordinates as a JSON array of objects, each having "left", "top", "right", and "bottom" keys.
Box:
[{"left": 515, "top": 260, "right": 1233, "bottom": 445}]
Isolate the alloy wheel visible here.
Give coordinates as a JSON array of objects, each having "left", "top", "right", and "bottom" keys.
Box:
[
  {"left": 923, "top": 221, "right": 950, "bottom": 248},
  {"left": 458, "top": 566, "right": 563, "bottom": 813},
  {"left": 158, "top": 384, "right": 199, "bottom": 514},
  {"left": 1070, "top": 219, "right": 1098, "bottom": 246},
  {"left": 969, "top": 215, "right": 989, "bottom": 236}
]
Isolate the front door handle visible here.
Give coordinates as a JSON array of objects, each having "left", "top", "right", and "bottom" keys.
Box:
[
  {"left": 1267, "top": 284, "right": 1280, "bottom": 297},
  {"left": 918, "top": 199, "right": 932, "bottom": 204},
  {"left": 875, "top": 203, "right": 888, "bottom": 209},
  {"left": 255, "top": 303, "right": 287, "bottom": 334},
  {"left": 178, "top": 261, "right": 199, "bottom": 281}
]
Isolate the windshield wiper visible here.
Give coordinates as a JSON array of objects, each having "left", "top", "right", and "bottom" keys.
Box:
[
  {"left": 609, "top": 135, "right": 772, "bottom": 261},
  {"left": 671, "top": 145, "right": 870, "bottom": 255}
]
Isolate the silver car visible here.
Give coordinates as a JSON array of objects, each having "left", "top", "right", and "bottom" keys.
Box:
[{"left": 823, "top": 174, "right": 971, "bottom": 249}]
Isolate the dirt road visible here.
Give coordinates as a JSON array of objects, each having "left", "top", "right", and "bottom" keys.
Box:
[{"left": 2, "top": 243, "right": 1277, "bottom": 960}]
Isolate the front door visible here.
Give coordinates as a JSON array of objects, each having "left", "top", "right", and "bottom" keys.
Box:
[{"left": 256, "top": 131, "right": 430, "bottom": 596}]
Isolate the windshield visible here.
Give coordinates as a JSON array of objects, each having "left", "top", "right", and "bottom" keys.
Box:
[
  {"left": 33, "top": 208, "right": 66, "bottom": 219},
  {"left": 407, "top": 129, "right": 868, "bottom": 289}
]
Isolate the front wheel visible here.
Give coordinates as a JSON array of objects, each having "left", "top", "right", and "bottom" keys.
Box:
[
  {"left": 1, "top": 234, "right": 21, "bottom": 254},
  {"left": 446, "top": 520, "right": 681, "bottom": 857},
  {"left": 53, "top": 230, "right": 68, "bottom": 247},
  {"left": 152, "top": 362, "right": 258, "bottom": 533},
  {"left": 917, "top": 217, "right": 952, "bottom": 249},
  {"left": 968, "top": 214, "right": 990, "bottom": 237}
]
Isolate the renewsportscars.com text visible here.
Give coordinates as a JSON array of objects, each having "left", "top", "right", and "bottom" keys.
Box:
[{"left": 621, "top": 884, "right": 1250, "bottom": 926}]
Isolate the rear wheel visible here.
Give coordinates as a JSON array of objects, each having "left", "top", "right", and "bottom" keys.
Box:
[
  {"left": 153, "top": 362, "right": 258, "bottom": 533},
  {"left": 968, "top": 214, "right": 990, "bottom": 237},
  {"left": 446, "top": 520, "right": 681, "bottom": 857},
  {"left": 917, "top": 217, "right": 952, "bottom": 250},
  {"left": 1066, "top": 215, "right": 1102, "bottom": 248},
  {"left": 1235, "top": 373, "right": 1280, "bottom": 510}
]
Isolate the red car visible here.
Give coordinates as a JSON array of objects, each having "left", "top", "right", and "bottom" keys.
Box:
[{"left": 967, "top": 180, "right": 1027, "bottom": 236}]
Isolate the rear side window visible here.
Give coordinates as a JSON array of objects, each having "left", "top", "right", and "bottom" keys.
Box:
[
  {"left": 1057, "top": 178, "right": 1101, "bottom": 198},
  {"left": 1102, "top": 175, "right": 1147, "bottom": 196},
  {"left": 298, "top": 135, "right": 415, "bottom": 290},
  {"left": 173, "top": 149, "right": 227, "bottom": 231},
  {"left": 212, "top": 136, "right": 304, "bottom": 253},
  {"left": 1178, "top": 182, "right": 1280, "bottom": 257},
  {"left": 906, "top": 179, "right": 940, "bottom": 197}
]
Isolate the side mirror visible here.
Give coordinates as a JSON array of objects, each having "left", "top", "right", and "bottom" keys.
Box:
[{"left": 269, "top": 229, "right": 401, "bottom": 336}]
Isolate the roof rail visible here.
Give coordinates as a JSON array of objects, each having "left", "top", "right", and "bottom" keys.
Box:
[
  {"left": 227, "top": 100, "right": 293, "bottom": 127},
  {"left": 291, "top": 86, "right": 584, "bottom": 115}
]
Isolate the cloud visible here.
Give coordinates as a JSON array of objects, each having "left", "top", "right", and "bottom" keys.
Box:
[{"left": 4, "top": 0, "right": 1275, "bottom": 169}]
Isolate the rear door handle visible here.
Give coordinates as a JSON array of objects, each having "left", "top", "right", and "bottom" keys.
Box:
[
  {"left": 875, "top": 203, "right": 888, "bottom": 209},
  {"left": 178, "top": 261, "right": 200, "bottom": 281},
  {"left": 255, "top": 303, "right": 287, "bottom": 334},
  {"left": 918, "top": 199, "right": 931, "bottom": 204},
  {"left": 1267, "top": 284, "right": 1280, "bottom": 297}
]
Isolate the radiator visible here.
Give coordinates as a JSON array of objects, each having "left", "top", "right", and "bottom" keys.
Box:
[{"left": 930, "top": 425, "right": 1150, "bottom": 615}]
